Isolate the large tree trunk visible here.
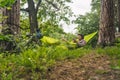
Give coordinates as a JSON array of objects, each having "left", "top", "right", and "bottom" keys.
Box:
[
  {"left": 2, "top": 0, "right": 20, "bottom": 35},
  {"left": 0, "top": 0, "right": 20, "bottom": 52},
  {"left": 0, "top": 8, "right": 2, "bottom": 33},
  {"left": 27, "top": 0, "right": 38, "bottom": 34},
  {"left": 98, "top": 0, "right": 115, "bottom": 46},
  {"left": 117, "top": 0, "right": 120, "bottom": 32}
]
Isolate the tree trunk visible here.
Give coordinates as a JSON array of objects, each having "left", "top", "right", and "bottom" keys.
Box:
[
  {"left": 27, "top": 0, "right": 38, "bottom": 34},
  {"left": 117, "top": 0, "right": 120, "bottom": 32},
  {"left": 2, "top": 0, "right": 20, "bottom": 35},
  {"left": 0, "top": 8, "right": 2, "bottom": 33},
  {"left": 98, "top": 0, "right": 115, "bottom": 46},
  {"left": 0, "top": 0, "right": 20, "bottom": 52}
]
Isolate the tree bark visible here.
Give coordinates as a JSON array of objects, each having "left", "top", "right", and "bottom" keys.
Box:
[
  {"left": 22, "top": 0, "right": 59, "bottom": 34},
  {"left": 98, "top": 0, "right": 115, "bottom": 46},
  {"left": 0, "top": 0, "right": 20, "bottom": 52},
  {"left": 2, "top": 0, "right": 20, "bottom": 35},
  {"left": 117, "top": 0, "right": 120, "bottom": 32},
  {"left": 27, "top": 0, "right": 38, "bottom": 34},
  {"left": 0, "top": 8, "right": 2, "bottom": 33}
]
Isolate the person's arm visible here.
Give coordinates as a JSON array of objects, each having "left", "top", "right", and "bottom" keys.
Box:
[
  {"left": 73, "top": 39, "right": 77, "bottom": 43},
  {"left": 77, "top": 40, "right": 86, "bottom": 47}
]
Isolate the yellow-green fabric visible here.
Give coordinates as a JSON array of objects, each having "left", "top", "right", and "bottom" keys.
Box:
[
  {"left": 41, "top": 31, "right": 98, "bottom": 49},
  {"left": 41, "top": 36, "right": 60, "bottom": 45},
  {"left": 84, "top": 31, "right": 98, "bottom": 43}
]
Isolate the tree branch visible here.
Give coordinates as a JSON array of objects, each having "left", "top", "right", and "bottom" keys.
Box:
[
  {"left": 20, "top": 8, "right": 29, "bottom": 12},
  {"left": 36, "top": 0, "right": 42, "bottom": 13},
  {"left": 45, "top": 0, "right": 60, "bottom": 10}
]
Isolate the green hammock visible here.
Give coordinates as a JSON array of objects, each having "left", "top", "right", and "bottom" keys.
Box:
[
  {"left": 84, "top": 31, "right": 98, "bottom": 43},
  {"left": 66, "top": 31, "right": 98, "bottom": 48},
  {"left": 41, "top": 36, "right": 60, "bottom": 44},
  {"left": 41, "top": 31, "right": 98, "bottom": 48}
]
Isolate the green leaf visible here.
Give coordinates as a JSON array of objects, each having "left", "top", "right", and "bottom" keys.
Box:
[{"left": 0, "top": 0, "right": 15, "bottom": 7}]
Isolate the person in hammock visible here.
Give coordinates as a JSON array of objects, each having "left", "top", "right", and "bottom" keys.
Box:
[
  {"left": 62, "top": 34, "right": 86, "bottom": 47},
  {"left": 73, "top": 34, "right": 86, "bottom": 47}
]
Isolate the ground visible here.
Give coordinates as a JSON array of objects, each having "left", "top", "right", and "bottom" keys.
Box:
[{"left": 47, "top": 53, "right": 120, "bottom": 80}]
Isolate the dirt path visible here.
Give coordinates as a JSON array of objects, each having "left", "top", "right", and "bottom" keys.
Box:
[{"left": 47, "top": 53, "right": 120, "bottom": 80}]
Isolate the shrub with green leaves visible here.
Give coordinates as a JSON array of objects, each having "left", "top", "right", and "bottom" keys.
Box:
[
  {"left": 0, "top": 0, "right": 15, "bottom": 7},
  {"left": 0, "top": 45, "right": 120, "bottom": 79}
]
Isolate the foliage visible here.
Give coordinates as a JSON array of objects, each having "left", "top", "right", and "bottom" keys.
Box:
[
  {"left": 96, "top": 46, "right": 120, "bottom": 69},
  {"left": 20, "top": 0, "right": 73, "bottom": 26},
  {"left": 0, "top": 34, "right": 12, "bottom": 41},
  {"left": 0, "top": 0, "right": 15, "bottom": 7},
  {"left": 74, "top": 0, "right": 100, "bottom": 35},
  {"left": 74, "top": 12, "right": 99, "bottom": 35},
  {"left": 0, "top": 46, "right": 120, "bottom": 79},
  {"left": 40, "top": 20, "right": 65, "bottom": 37},
  {"left": 0, "top": 46, "right": 89, "bottom": 79},
  {"left": 1, "top": 0, "right": 120, "bottom": 79},
  {"left": 37, "top": 0, "right": 72, "bottom": 24},
  {"left": 0, "top": 34, "right": 20, "bottom": 53},
  {"left": 91, "top": 0, "right": 100, "bottom": 13}
]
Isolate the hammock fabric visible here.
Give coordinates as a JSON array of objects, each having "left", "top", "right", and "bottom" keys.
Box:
[{"left": 41, "top": 31, "right": 98, "bottom": 48}]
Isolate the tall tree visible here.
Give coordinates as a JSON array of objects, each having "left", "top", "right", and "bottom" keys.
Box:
[
  {"left": 21, "top": 0, "right": 72, "bottom": 34},
  {"left": 98, "top": 0, "right": 115, "bottom": 46},
  {"left": 23, "top": 0, "right": 41, "bottom": 34},
  {"left": 117, "top": 0, "right": 120, "bottom": 32},
  {"left": 0, "top": 8, "right": 2, "bottom": 33},
  {"left": 0, "top": 0, "right": 15, "bottom": 33},
  {"left": 21, "top": 0, "right": 57, "bottom": 34},
  {"left": 2, "top": 0, "right": 20, "bottom": 35},
  {"left": 0, "top": 0, "right": 20, "bottom": 52}
]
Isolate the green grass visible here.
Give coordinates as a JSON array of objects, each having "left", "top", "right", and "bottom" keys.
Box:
[{"left": 0, "top": 46, "right": 120, "bottom": 79}]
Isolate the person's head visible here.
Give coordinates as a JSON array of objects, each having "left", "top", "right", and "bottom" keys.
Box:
[{"left": 77, "top": 34, "right": 84, "bottom": 40}]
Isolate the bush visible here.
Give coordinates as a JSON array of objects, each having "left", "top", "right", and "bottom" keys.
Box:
[{"left": 0, "top": 46, "right": 120, "bottom": 79}]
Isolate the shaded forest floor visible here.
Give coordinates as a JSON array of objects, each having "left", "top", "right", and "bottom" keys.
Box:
[{"left": 47, "top": 53, "right": 120, "bottom": 80}]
